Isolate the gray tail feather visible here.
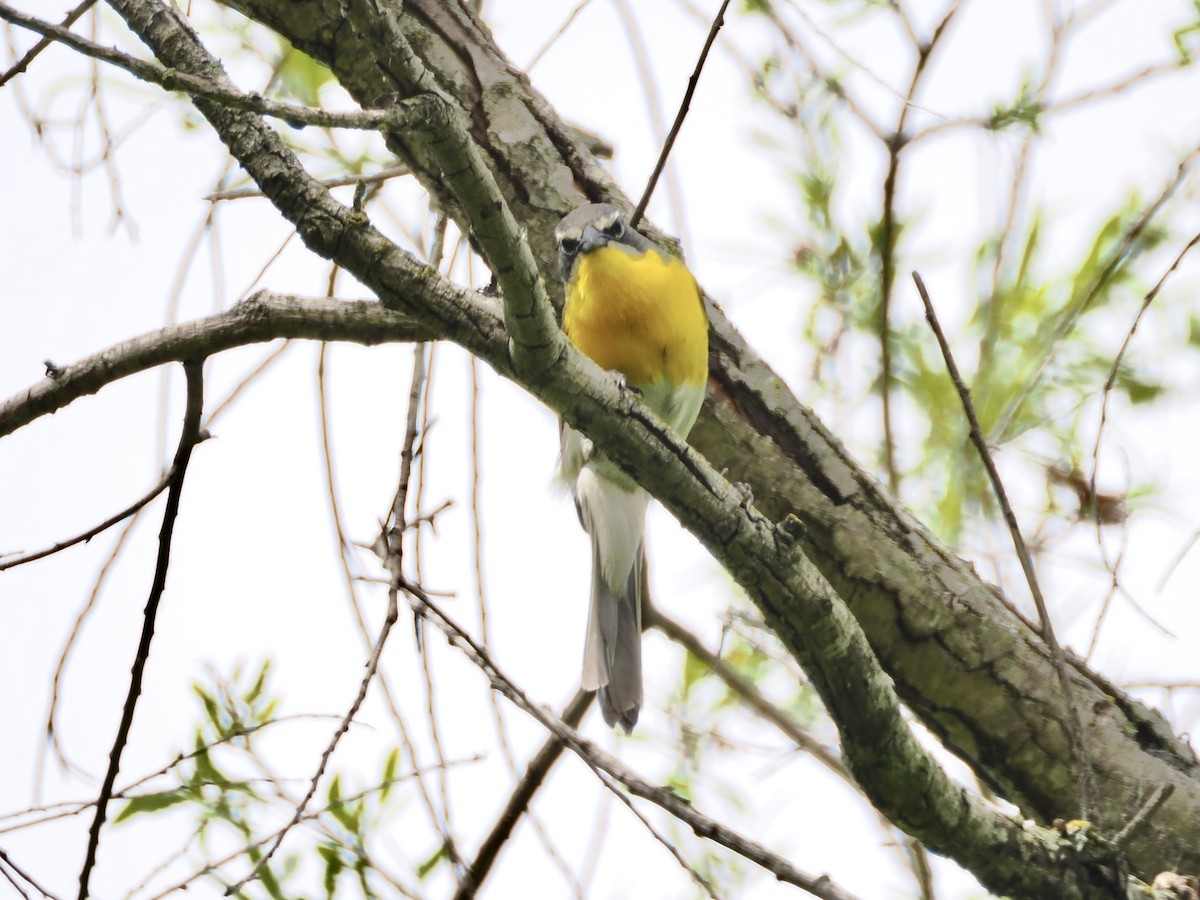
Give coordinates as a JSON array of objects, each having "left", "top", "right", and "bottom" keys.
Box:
[{"left": 584, "top": 541, "right": 646, "bottom": 733}]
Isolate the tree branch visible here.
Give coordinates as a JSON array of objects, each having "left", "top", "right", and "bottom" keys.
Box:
[
  {"left": 630, "top": 0, "right": 731, "bottom": 228},
  {"left": 454, "top": 690, "right": 593, "bottom": 900},
  {"left": 77, "top": 360, "right": 205, "bottom": 899},
  {"left": 0, "top": 0, "right": 96, "bottom": 87},
  {"left": 0, "top": 293, "right": 452, "bottom": 440},
  {"left": 0, "top": 3, "right": 435, "bottom": 132},
  {"left": 0, "top": 470, "right": 172, "bottom": 572},
  {"left": 405, "top": 583, "right": 860, "bottom": 900},
  {"left": 912, "top": 270, "right": 1095, "bottom": 818}
]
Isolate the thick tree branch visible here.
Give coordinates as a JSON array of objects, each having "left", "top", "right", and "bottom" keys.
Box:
[
  {"left": 0, "top": 293, "right": 449, "bottom": 440},
  {"left": 331, "top": 2, "right": 562, "bottom": 377}
]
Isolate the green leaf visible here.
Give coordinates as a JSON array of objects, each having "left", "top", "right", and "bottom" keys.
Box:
[
  {"left": 193, "top": 684, "right": 222, "bottom": 731},
  {"left": 682, "top": 649, "right": 710, "bottom": 694},
  {"left": 416, "top": 842, "right": 449, "bottom": 880},
  {"left": 190, "top": 746, "right": 225, "bottom": 787},
  {"left": 275, "top": 42, "right": 335, "bottom": 107},
  {"left": 245, "top": 660, "right": 271, "bottom": 706},
  {"left": 741, "top": 0, "right": 772, "bottom": 14},
  {"left": 327, "top": 775, "right": 361, "bottom": 833},
  {"left": 380, "top": 748, "right": 400, "bottom": 801},
  {"left": 319, "top": 843, "right": 344, "bottom": 896},
  {"left": 114, "top": 788, "right": 194, "bottom": 822}
]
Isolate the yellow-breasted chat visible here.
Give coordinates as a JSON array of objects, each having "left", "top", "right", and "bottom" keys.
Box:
[{"left": 554, "top": 202, "right": 709, "bottom": 731}]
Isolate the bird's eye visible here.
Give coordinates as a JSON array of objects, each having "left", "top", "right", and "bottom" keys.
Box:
[
  {"left": 560, "top": 237, "right": 580, "bottom": 255},
  {"left": 603, "top": 219, "right": 625, "bottom": 238}
]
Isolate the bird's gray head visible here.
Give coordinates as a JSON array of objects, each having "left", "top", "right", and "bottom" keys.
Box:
[{"left": 554, "top": 203, "right": 653, "bottom": 282}]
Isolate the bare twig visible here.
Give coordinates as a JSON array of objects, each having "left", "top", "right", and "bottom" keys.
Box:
[
  {"left": 630, "top": 0, "right": 731, "bottom": 229},
  {"left": 204, "top": 165, "right": 410, "bottom": 202},
  {"left": 454, "top": 690, "right": 593, "bottom": 900},
  {"left": 314, "top": 345, "right": 455, "bottom": 886},
  {"left": 588, "top": 766, "right": 720, "bottom": 899},
  {"left": 39, "top": 514, "right": 142, "bottom": 793},
  {"left": 526, "top": 0, "right": 597, "bottom": 71},
  {"left": 1157, "top": 525, "right": 1200, "bottom": 593},
  {"left": 0, "top": 847, "right": 59, "bottom": 900},
  {"left": 225, "top": 347, "right": 429, "bottom": 894},
  {"left": 647, "top": 603, "right": 846, "bottom": 778},
  {"left": 1090, "top": 230, "right": 1200, "bottom": 515},
  {"left": 613, "top": 0, "right": 688, "bottom": 243},
  {"left": 0, "top": 469, "right": 172, "bottom": 571},
  {"left": 0, "top": 3, "right": 445, "bottom": 133},
  {"left": 877, "top": 4, "right": 961, "bottom": 497},
  {"left": 77, "top": 359, "right": 205, "bottom": 899},
  {"left": 0, "top": 860, "right": 30, "bottom": 900},
  {"left": 911, "top": 271, "right": 1094, "bottom": 819},
  {"left": 0, "top": 0, "right": 96, "bottom": 86},
  {"left": 409, "top": 584, "right": 859, "bottom": 900},
  {"left": 1114, "top": 784, "right": 1175, "bottom": 849}
]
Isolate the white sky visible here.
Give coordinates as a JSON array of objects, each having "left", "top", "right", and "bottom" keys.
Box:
[{"left": 4, "top": 1, "right": 1200, "bottom": 898}]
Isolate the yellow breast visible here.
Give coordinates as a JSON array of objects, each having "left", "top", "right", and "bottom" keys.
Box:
[{"left": 563, "top": 245, "right": 708, "bottom": 390}]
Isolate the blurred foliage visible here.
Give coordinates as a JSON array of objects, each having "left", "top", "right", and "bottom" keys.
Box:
[
  {"left": 115, "top": 662, "right": 406, "bottom": 897},
  {"left": 748, "top": 0, "right": 1192, "bottom": 543}
]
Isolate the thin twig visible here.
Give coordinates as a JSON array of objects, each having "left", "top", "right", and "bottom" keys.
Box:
[
  {"left": 0, "top": 469, "right": 173, "bottom": 571},
  {"left": 454, "top": 690, "right": 593, "bottom": 900},
  {"left": 409, "top": 585, "right": 859, "bottom": 900},
  {"left": 588, "top": 767, "right": 720, "bottom": 899},
  {"left": 1113, "top": 784, "right": 1174, "bottom": 849},
  {"left": 1090, "top": 231, "right": 1200, "bottom": 521},
  {"left": 77, "top": 360, "right": 205, "bottom": 899},
  {"left": 204, "top": 165, "right": 410, "bottom": 202},
  {"left": 0, "top": 0, "right": 96, "bottom": 86},
  {"left": 0, "top": 3, "right": 439, "bottom": 133},
  {"left": 877, "top": 4, "right": 961, "bottom": 497},
  {"left": 630, "top": 0, "right": 731, "bottom": 229},
  {"left": 39, "top": 513, "right": 142, "bottom": 793},
  {"left": 315, "top": 345, "right": 454, "bottom": 886},
  {"left": 0, "top": 860, "right": 30, "bottom": 900},
  {"left": 1157, "top": 524, "right": 1200, "bottom": 593},
  {"left": 613, "top": 0, "right": 688, "bottom": 246},
  {"left": 911, "top": 271, "right": 1095, "bottom": 819},
  {"left": 222, "top": 592, "right": 402, "bottom": 894},
  {"left": 0, "top": 847, "right": 59, "bottom": 900},
  {"left": 525, "top": 0, "right": 597, "bottom": 71},
  {"left": 224, "top": 347, "right": 430, "bottom": 894}
]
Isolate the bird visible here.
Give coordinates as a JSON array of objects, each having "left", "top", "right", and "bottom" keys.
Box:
[{"left": 554, "top": 202, "right": 709, "bottom": 731}]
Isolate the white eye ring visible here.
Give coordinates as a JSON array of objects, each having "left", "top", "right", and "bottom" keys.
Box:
[
  {"left": 602, "top": 218, "right": 625, "bottom": 239},
  {"left": 560, "top": 237, "right": 580, "bottom": 255}
]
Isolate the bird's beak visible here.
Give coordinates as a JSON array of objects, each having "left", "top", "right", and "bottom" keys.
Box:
[{"left": 578, "top": 223, "right": 609, "bottom": 254}]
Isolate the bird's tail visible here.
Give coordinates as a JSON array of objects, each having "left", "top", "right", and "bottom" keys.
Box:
[{"left": 577, "top": 468, "right": 649, "bottom": 732}]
